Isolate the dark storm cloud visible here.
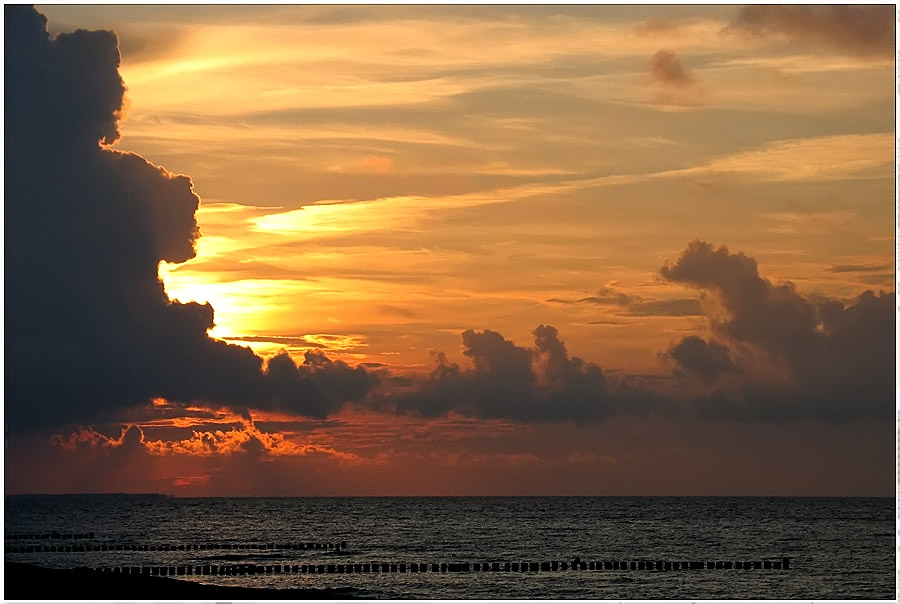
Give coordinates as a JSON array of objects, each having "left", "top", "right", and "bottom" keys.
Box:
[
  {"left": 6, "top": 8, "right": 124, "bottom": 148},
  {"left": 728, "top": 5, "right": 895, "bottom": 58},
  {"left": 660, "top": 240, "right": 894, "bottom": 422},
  {"left": 391, "top": 326, "right": 653, "bottom": 424},
  {"left": 46, "top": 21, "right": 189, "bottom": 64},
  {"left": 5, "top": 6, "right": 378, "bottom": 433},
  {"left": 548, "top": 288, "right": 703, "bottom": 317},
  {"left": 648, "top": 49, "right": 697, "bottom": 89}
]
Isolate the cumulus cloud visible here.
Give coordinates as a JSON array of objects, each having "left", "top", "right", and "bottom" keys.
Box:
[
  {"left": 265, "top": 350, "right": 380, "bottom": 418},
  {"left": 660, "top": 240, "right": 819, "bottom": 360},
  {"left": 728, "top": 5, "right": 895, "bottom": 58},
  {"left": 661, "top": 336, "right": 740, "bottom": 385},
  {"left": 391, "top": 326, "right": 653, "bottom": 424},
  {"left": 5, "top": 6, "right": 379, "bottom": 433},
  {"left": 143, "top": 416, "right": 363, "bottom": 464},
  {"left": 397, "top": 241, "right": 893, "bottom": 426},
  {"left": 660, "top": 240, "right": 894, "bottom": 421},
  {"left": 51, "top": 424, "right": 145, "bottom": 452},
  {"left": 52, "top": 416, "right": 365, "bottom": 464}
]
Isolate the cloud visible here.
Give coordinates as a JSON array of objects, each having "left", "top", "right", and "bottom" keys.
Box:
[
  {"left": 5, "top": 7, "right": 125, "bottom": 148},
  {"left": 224, "top": 335, "right": 329, "bottom": 348},
  {"left": 8, "top": 6, "right": 891, "bottom": 440},
  {"left": 649, "top": 49, "right": 696, "bottom": 89},
  {"left": 115, "top": 26, "right": 189, "bottom": 63},
  {"left": 265, "top": 350, "right": 380, "bottom": 418},
  {"left": 391, "top": 325, "right": 654, "bottom": 424},
  {"left": 728, "top": 5, "right": 895, "bottom": 58},
  {"left": 53, "top": 415, "right": 365, "bottom": 464},
  {"left": 647, "top": 49, "right": 706, "bottom": 107},
  {"left": 5, "top": 6, "right": 379, "bottom": 434},
  {"left": 635, "top": 18, "right": 679, "bottom": 36},
  {"left": 548, "top": 288, "right": 703, "bottom": 317},
  {"left": 409, "top": 245, "right": 894, "bottom": 425},
  {"left": 828, "top": 263, "right": 894, "bottom": 274},
  {"left": 143, "top": 415, "right": 363, "bottom": 463},
  {"left": 763, "top": 210, "right": 856, "bottom": 235},
  {"left": 660, "top": 240, "right": 819, "bottom": 357},
  {"left": 51, "top": 424, "right": 145, "bottom": 452},
  {"left": 685, "top": 134, "right": 894, "bottom": 184},
  {"left": 660, "top": 240, "right": 894, "bottom": 422},
  {"left": 660, "top": 335, "right": 740, "bottom": 385}
]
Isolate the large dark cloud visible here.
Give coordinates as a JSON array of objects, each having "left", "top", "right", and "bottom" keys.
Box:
[
  {"left": 5, "top": 6, "right": 378, "bottom": 433},
  {"left": 728, "top": 5, "right": 895, "bottom": 58},
  {"left": 660, "top": 240, "right": 894, "bottom": 422}
]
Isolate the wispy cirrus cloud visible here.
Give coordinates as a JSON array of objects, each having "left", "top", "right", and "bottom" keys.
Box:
[
  {"left": 548, "top": 287, "right": 703, "bottom": 317},
  {"left": 828, "top": 263, "right": 893, "bottom": 274}
]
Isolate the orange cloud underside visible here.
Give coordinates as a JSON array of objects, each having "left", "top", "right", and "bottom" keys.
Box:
[{"left": 51, "top": 401, "right": 535, "bottom": 472}]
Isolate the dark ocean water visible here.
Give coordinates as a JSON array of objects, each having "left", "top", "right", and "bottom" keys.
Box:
[{"left": 4, "top": 495, "right": 896, "bottom": 599}]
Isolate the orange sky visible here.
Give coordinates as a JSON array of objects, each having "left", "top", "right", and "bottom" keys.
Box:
[{"left": 5, "top": 5, "right": 896, "bottom": 496}]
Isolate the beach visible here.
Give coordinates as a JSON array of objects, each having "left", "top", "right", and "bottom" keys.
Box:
[{"left": 4, "top": 562, "right": 357, "bottom": 600}]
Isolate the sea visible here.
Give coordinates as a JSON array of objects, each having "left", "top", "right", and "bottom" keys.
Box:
[{"left": 4, "top": 495, "right": 896, "bottom": 599}]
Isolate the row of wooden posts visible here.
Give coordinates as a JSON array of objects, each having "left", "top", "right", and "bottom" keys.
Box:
[
  {"left": 93, "top": 558, "right": 791, "bottom": 576},
  {"left": 5, "top": 541, "right": 347, "bottom": 554},
  {"left": 6, "top": 533, "right": 95, "bottom": 540}
]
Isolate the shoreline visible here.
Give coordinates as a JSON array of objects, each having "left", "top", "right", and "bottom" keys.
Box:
[{"left": 4, "top": 562, "right": 361, "bottom": 600}]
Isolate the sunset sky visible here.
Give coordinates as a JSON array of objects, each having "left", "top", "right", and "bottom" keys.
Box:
[{"left": 5, "top": 4, "right": 896, "bottom": 496}]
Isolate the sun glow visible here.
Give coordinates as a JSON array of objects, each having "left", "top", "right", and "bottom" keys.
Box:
[{"left": 158, "top": 260, "right": 292, "bottom": 338}]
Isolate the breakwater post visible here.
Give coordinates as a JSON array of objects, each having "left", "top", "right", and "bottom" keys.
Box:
[{"left": 87, "top": 556, "right": 792, "bottom": 578}]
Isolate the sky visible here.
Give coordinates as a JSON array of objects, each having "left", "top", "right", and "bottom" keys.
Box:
[{"left": 5, "top": 4, "right": 896, "bottom": 496}]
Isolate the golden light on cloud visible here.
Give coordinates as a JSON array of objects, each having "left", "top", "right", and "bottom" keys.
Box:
[
  {"left": 142, "top": 419, "right": 366, "bottom": 464},
  {"left": 688, "top": 133, "right": 895, "bottom": 182},
  {"left": 160, "top": 262, "right": 302, "bottom": 338}
]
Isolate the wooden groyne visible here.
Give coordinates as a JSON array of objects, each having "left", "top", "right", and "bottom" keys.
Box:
[
  {"left": 88, "top": 558, "right": 791, "bottom": 576},
  {"left": 6, "top": 533, "right": 94, "bottom": 540},
  {"left": 5, "top": 535, "right": 790, "bottom": 574},
  {"left": 5, "top": 541, "right": 347, "bottom": 554}
]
